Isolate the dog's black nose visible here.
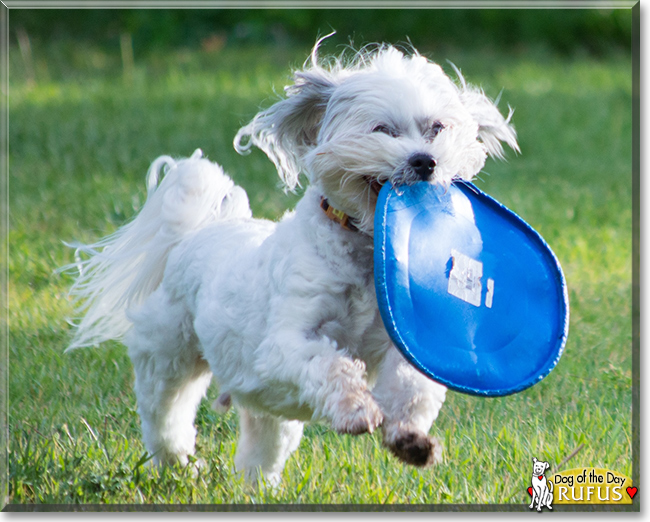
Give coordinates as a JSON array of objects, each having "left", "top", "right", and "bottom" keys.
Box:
[{"left": 408, "top": 153, "right": 436, "bottom": 181}]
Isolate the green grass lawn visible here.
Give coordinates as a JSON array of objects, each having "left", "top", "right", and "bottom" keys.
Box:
[{"left": 6, "top": 40, "right": 633, "bottom": 506}]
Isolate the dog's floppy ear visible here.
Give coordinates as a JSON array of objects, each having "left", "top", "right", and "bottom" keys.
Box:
[
  {"left": 234, "top": 61, "right": 336, "bottom": 190},
  {"left": 451, "top": 65, "right": 520, "bottom": 160}
]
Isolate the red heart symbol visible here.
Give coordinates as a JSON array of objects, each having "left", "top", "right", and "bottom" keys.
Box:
[
  {"left": 627, "top": 487, "right": 638, "bottom": 499},
  {"left": 527, "top": 487, "right": 533, "bottom": 496},
  {"left": 538, "top": 475, "right": 543, "bottom": 480}
]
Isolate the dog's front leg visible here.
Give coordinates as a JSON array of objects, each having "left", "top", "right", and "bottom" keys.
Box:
[
  {"left": 371, "top": 346, "right": 447, "bottom": 467},
  {"left": 257, "top": 332, "right": 383, "bottom": 435},
  {"left": 536, "top": 487, "right": 548, "bottom": 511}
]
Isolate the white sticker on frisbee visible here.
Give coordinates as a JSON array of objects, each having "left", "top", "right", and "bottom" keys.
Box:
[
  {"left": 485, "top": 278, "right": 495, "bottom": 308},
  {"left": 448, "top": 249, "right": 483, "bottom": 307}
]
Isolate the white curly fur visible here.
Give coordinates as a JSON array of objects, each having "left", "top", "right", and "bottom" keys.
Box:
[{"left": 65, "top": 40, "right": 518, "bottom": 487}]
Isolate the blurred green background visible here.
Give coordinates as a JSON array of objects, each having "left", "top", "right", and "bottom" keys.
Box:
[{"left": 12, "top": 8, "right": 631, "bottom": 57}]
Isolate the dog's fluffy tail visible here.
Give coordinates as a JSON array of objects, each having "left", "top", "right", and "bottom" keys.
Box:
[{"left": 63, "top": 149, "right": 252, "bottom": 351}]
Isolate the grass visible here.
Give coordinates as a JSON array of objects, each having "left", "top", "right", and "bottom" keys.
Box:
[{"left": 6, "top": 39, "right": 633, "bottom": 507}]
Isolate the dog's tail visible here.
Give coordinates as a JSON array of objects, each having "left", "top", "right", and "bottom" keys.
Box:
[{"left": 63, "top": 149, "right": 252, "bottom": 351}]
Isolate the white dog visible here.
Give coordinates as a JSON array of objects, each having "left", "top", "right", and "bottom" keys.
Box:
[
  {"left": 529, "top": 458, "right": 553, "bottom": 510},
  {"left": 65, "top": 39, "right": 518, "bottom": 487}
]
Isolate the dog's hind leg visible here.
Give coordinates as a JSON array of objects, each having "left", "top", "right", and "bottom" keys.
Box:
[
  {"left": 234, "top": 407, "right": 304, "bottom": 488},
  {"left": 372, "top": 346, "right": 447, "bottom": 467},
  {"left": 546, "top": 485, "right": 554, "bottom": 509},
  {"left": 126, "top": 287, "right": 212, "bottom": 468}
]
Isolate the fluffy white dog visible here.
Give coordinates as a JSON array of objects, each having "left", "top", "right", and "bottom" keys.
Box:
[{"left": 66, "top": 40, "right": 518, "bottom": 487}]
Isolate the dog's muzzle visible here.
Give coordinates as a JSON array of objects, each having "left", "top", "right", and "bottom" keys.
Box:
[{"left": 408, "top": 153, "right": 436, "bottom": 181}]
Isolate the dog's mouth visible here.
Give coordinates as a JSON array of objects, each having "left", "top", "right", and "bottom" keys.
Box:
[{"left": 364, "top": 176, "right": 384, "bottom": 196}]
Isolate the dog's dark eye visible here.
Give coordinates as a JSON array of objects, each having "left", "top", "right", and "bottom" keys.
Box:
[
  {"left": 372, "top": 124, "right": 398, "bottom": 138},
  {"left": 429, "top": 121, "right": 444, "bottom": 139}
]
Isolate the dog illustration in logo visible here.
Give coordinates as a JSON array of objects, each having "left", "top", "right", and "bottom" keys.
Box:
[{"left": 529, "top": 457, "right": 554, "bottom": 511}]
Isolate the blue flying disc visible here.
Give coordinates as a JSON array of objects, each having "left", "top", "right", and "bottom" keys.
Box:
[{"left": 374, "top": 181, "right": 569, "bottom": 397}]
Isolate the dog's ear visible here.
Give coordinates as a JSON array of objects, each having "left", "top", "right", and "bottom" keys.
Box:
[
  {"left": 533, "top": 457, "right": 538, "bottom": 464},
  {"left": 462, "top": 87, "right": 520, "bottom": 160},
  {"left": 234, "top": 65, "right": 336, "bottom": 190},
  {"left": 451, "top": 65, "right": 520, "bottom": 160}
]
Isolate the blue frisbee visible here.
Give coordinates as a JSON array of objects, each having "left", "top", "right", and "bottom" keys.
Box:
[{"left": 374, "top": 181, "right": 569, "bottom": 397}]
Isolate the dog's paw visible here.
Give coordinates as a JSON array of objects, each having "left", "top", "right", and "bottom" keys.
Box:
[
  {"left": 386, "top": 432, "right": 443, "bottom": 467},
  {"left": 323, "top": 358, "right": 383, "bottom": 435},
  {"left": 332, "top": 392, "right": 384, "bottom": 435},
  {"left": 238, "top": 467, "right": 282, "bottom": 492},
  {"left": 187, "top": 456, "right": 207, "bottom": 477}
]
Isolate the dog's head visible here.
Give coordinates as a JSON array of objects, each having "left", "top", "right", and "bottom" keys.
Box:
[
  {"left": 235, "top": 39, "right": 519, "bottom": 234},
  {"left": 532, "top": 457, "right": 550, "bottom": 476}
]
